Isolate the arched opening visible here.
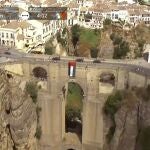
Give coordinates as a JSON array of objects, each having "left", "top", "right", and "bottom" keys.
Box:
[
  {"left": 100, "top": 72, "right": 115, "bottom": 86},
  {"left": 32, "top": 67, "right": 47, "bottom": 80},
  {"left": 63, "top": 82, "right": 84, "bottom": 142},
  {"left": 99, "top": 72, "right": 115, "bottom": 94}
]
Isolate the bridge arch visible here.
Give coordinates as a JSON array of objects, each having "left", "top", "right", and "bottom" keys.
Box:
[
  {"left": 32, "top": 66, "right": 47, "bottom": 80},
  {"left": 99, "top": 72, "right": 115, "bottom": 86},
  {"left": 61, "top": 81, "right": 85, "bottom": 144},
  {"left": 98, "top": 72, "right": 116, "bottom": 94}
]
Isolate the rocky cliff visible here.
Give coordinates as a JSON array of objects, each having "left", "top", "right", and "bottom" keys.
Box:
[
  {"left": 0, "top": 69, "right": 37, "bottom": 150},
  {"left": 104, "top": 87, "right": 150, "bottom": 150}
]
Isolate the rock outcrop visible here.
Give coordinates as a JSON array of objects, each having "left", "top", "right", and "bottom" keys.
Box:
[
  {"left": 0, "top": 69, "right": 37, "bottom": 150},
  {"left": 104, "top": 88, "right": 150, "bottom": 150}
]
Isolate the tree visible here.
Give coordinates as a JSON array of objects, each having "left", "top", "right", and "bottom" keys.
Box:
[
  {"left": 45, "top": 39, "right": 54, "bottom": 55},
  {"left": 110, "top": 33, "right": 130, "bottom": 59},
  {"left": 90, "top": 47, "right": 99, "bottom": 58},
  {"left": 104, "top": 90, "right": 122, "bottom": 143},
  {"left": 136, "top": 39, "right": 146, "bottom": 57},
  {"left": 45, "top": 46, "right": 53, "bottom": 55},
  {"left": 71, "top": 24, "right": 80, "bottom": 48},
  {"left": 62, "top": 27, "right": 67, "bottom": 35},
  {"left": 103, "top": 18, "right": 112, "bottom": 26},
  {"left": 56, "top": 32, "right": 67, "bottom": 47},
  {"left": 113, "top": 41, "right": 129, "bottom": 59},
  {"left": 104, "top": 90, "right": 122, "bottom": 117}
]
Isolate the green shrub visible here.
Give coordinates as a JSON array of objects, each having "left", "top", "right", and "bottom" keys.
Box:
[
  {"left": 110, "top": 33, "right": 130, "bottom": 59},
  {"left": 35, "top": 125, "right": 42, "bottom": 140},
  {"left": 104, "top": 90, "right": 122, "bottom": 117},
  {"left": 103, "top": 18, "right": 112, "bottom": 26},
  {"left": 90, "top": 47, "right": 99, "bottom": 58},
  {"left": 113, "top": 40, "right": 129, "bottom": 59},
  {"left": 45, "top": 46, "right": 54, "bottom": 55},
  {"left": 36, "top": 106, "right": 42, "bottom": 123},
  {"left": 71, "top": 24, "right": 80, "bottom": 48},
  {"left": 104, "top": 91, "right": 122, "bottom": 143},
  {"left": 26, "top": 81, "right": 38, "bottom": 103}
]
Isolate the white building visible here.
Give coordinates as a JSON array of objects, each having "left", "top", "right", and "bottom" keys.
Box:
[
  {"left": 0, "top": 21, "right": 34, "bottom": 49},
  {"left": 110, "top": 9, "right": 129, "bottom": 22},
  {"left": 117, "top": 0, "right": 136, "bottom": 4},
  {"left": 27, "top": 20, "right": 52, "bottom": 44},
  {"left": 11, "top": 0, "right": 28, "bottom": 10},
  {"left": 141, "top": 10, "right": 150, "bottom": 25}
]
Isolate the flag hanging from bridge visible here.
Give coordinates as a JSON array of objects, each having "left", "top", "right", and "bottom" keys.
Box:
[{"left": 68, "top": 61, "right": 76, "bottom": 77}]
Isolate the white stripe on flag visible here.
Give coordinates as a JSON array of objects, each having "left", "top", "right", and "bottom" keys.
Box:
[{"left": 70, "top": 66, "right": 74, "bottom": 76}]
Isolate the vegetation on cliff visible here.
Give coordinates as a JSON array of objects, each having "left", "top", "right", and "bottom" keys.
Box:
[
  {"left": 45, "top": 38, "right": 55, "bottom": 55},
  {"left": 104, "top": 90, "right": 123, "bottom": 142},
  {"left": 104, "top": 85, "right": 150, "bottom": 148},
  {"left": 25, "top": 81, "right": 38, "bottom": 103},
  {"left": 25, "top": 81, "right": 42, "bottom": 140},
  {"left": 65, "top": 82, "right": 83, "bottom": 122},
  {"left": 65, "top": 82, "right": 83, "bottom": 136},
  {"left": 104, "top": 90, "right": 123, "bottom": 117},
  {"left": 71, "top": 24, "right": 101, "bottom": 57},
  {"left": 110, "top": 33, "right": 130, "bottom": 59}
]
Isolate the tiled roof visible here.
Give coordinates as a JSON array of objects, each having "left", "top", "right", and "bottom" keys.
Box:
[
  {"left": 2, "top": 21, "right": 31, "bottom": 29},
  {"left": 66, "top": 1, "right": 79, "bottom": 8},
  {"left": 42, "top": 0, "right": 57, "bottom": 5},
  {"left": 30, "top": 0, "right": 41, "bottom": 5}
]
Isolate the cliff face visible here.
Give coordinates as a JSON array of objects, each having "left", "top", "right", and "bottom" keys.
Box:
[
  {"left": 0, "top": 69, "right": 37, "bottom": 150},
  {"left": 104, "top": 88, "right": 150, "bottom": 150}
]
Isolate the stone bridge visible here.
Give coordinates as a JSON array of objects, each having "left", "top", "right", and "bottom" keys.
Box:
[{"left": 0, "top": 58, "right": 150, "bottom": 150}]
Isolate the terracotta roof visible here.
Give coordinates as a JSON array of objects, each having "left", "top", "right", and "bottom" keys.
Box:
[
  {"left": 42, "top": 0, "right": 57, "bottom": 5},
  {"left": 2, "top": 21, "right": 31, "bottom": 29},
  {"left": 30, "top": 0, "right": 41, "bottom": 5},
  {"left": 66, "top": 1, "right": 79, "bottom": 8}
]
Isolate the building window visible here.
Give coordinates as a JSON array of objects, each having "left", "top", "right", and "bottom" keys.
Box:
[
  {"left": 43, "top": 29, "right": 45, "bottom": 34},
  {"left": 6, "top": 33, "right": 8, "bottom": 38},
  {"left": 2, "top": 33, "right": 4, "bottom": 38},
  {"left": 26, "top": 40, "right": 29, "bottom": 43},
  {"left": 115, "top": 14, "right": 118, "bottom": 19},
  {"left": 2, "top": 40, "right": 4, "bottom": 45},
  {"left": 10, "top": 33, "right": 13, "bottom": 38}
]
